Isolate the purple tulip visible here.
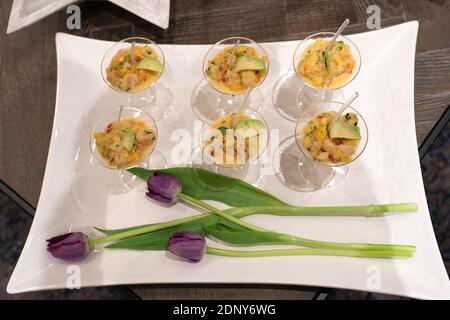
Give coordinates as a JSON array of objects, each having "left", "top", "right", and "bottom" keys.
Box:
[
  {"left": 46, "top": 232, "right": 91, "bottom": 261},
  {"left": 168, "top": 231, "right": 206, "bottom": 262},
  {"left": 146, "top": 172, "right": 181, "bottom": 206}
]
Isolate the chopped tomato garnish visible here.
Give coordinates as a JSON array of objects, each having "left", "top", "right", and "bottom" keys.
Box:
[
  {"left": 345, "top": 63, "right": 353, "bottom": 73},
  {"left": 333, "top": 138, "right": 343, "bottom": 145}
]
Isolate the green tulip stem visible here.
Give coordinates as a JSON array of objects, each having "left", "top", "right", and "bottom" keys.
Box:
[
  {"left": 205, "top": 246, "right": 414, "bottom": 259},
  {"left": 89, "top": 212, "right": 209, "bottom": 245},
  {"left": 179, "top": 193, "right": 415, "bottom": 253},
  {"left": 233, "top": 203, "right": 418, "bottom": 218},
  {"left": 179, "top": 193, "right": 265, "bottom": 232},
  {"left": 91, "top": 202, "right": 417, "bottom": 253}
]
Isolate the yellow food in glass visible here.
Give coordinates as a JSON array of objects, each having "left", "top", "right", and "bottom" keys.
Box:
[
  {"left": 297, "top": 39, "right": 356, "bottom": 89},
  {"left": 205, "top": 45, "right": 267, "bottom": 94},
  {"left": 203, "top": 112, "right": 265, "bottom": 165},
  {"left": 93, "top": 117, "right": 156, "bottom": 169},
  {"left": 302, "top": 111, "right": 360, "bottom": 164},
  {"left": 106, "top": 45, "right": 162, "bottom": 92}
]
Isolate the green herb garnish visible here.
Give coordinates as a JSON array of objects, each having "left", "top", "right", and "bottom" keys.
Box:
[{"left": 218, "top": 127, "right": 228, "bottom": 136}]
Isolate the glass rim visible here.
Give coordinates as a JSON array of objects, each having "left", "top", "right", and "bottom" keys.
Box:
[
  {"left": 100, "top": 36, "right": 165, "bottom": 94},
  {"left": 292, "top": 32, "right": 362, "bottom": 91},
  {"left": 202, "top": 36, "right": 270, "bottom": 95},
  {"left": 201, "top": 107, "right": 270, "bottom": 167},
  {"left": 89, "top": 106, "right": 158, "bottom": 170},
  {"left": 294, "top": 101, "right": 369, "bottom": 167}
]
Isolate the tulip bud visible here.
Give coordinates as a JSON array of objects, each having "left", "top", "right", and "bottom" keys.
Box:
[
  {"left": 146, "top": 172, "right": 181, "bottom": 206},
  {"left": 46, "top": 232, "right": 91, "bottom": 261},
  {"left": 168, "top": 231, "right": 206, "bottom": 262}
]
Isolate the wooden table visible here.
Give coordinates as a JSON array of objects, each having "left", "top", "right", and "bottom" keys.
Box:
[{"left": 1, "top": 0, "right": 449, "bottom": 300}]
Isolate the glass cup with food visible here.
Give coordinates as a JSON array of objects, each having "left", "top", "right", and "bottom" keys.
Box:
[
  {"left": 293, "top": 32, "right": 361, "bottom": 112},
  {"left": 90, "top": 107, "right": 158, "bottom": 189},
  {"left": 101, "top": 37, "right": 172, "bottom": 120},
  {"left": 291, "top": 101, "right": 368, "bottom": 191},
  {"left": 200, "top": 107, "right": 269, "bottom": 182},
  {"left": 192, "top": 37, "right": 269, "bottom": 120}
]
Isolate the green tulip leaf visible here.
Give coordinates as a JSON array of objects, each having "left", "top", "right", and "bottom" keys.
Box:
[
  {"left": 105, "top": 215, "right": 218, "bottom": 250},
  {"left": 209, "top": 218, "right": 248, "bottom": 232},
  {"left": 203, "top": 223, "right": 292, "bottom": 246},
  {"left": 94, "top": 224, "right": 157, "bottom": 235},
  {"left": 127, "top": 167, "right": 288, "bottom": 207}
]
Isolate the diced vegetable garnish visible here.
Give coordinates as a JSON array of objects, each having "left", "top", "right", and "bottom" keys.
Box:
[
  {"left": 205, "top": 45, "right": 268, "bottom": 94},
  {"left": 93, "top": 117, "right": 156, "bottom": 168},
  {"left": 302, "top": 111, "right": 361, "bottom": 164},
  {"left": 204, "top": 112, "right": 264, "bottom": 165},
  {"left": 106, "top": 45, "right": 163, "bottom": 92},
  {"left": 298, "top": 39, "right": 356, "bottom": 89}
]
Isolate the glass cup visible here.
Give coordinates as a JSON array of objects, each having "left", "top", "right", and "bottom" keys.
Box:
[
  {"left": 101, "top": 37, "right": 172, "bottom": 121},
  {"left": 90, "top": 107, "right": 159, "bottom": 189},
  {"left": 191, "top": 37, "right": 269, "bottom": 121},
  {"left": 199, "top": 107, "right": 269, "bottom": 182},
  {"left": 293, "top": 101, "right": 368, "bottom": 191},
  {"left": 273, "top": 101, "right": 367, "bottom": 192},
  {"left": 272, "top": 32, "right": 361, "bottom": 122},
  {"left": 293, "top": 32, "right": 361, "bottom": 112}
]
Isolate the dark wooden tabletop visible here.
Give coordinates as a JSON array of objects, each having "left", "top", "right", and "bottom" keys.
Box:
[{"left": 1, "top": 0, "right": 449, "bottom": 300}]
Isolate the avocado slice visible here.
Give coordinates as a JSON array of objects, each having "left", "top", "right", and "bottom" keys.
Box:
[
  {"left": 330, "top": 120, "right": 361, "bottom": 140},
  {"left": 322, "top": 50, "right": 333, "bottom": 73},
  {"left": 137, "top": 57, "right": 164, "bottom": 72},
  {"left": 234, "top": 119, "right": 265, "bottom": 138},
  {"left": 233, "top": 54, "right": 266, "bottom": 73},
  {"left": 235, "top": 119, "right": 265, "bottom": 130},
  {"left": 122, "top": 131, "right": 136, "bottom": 151},
  {"left": 323, "top": 41, "right": 344, "bottom": 73},
  {"left": 325, "top": 53, "right": 332, "bottom": 73}
]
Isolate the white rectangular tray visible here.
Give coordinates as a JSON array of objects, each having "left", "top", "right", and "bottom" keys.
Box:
[{"left": 8, "top": 21, "right": 450, "bottom": 299}]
